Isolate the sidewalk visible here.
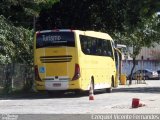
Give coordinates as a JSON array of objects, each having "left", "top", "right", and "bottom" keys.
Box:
[
  {"left": 118, "top": 79, "right": 160, "bottom": 88},
  {"left": 119, "top": 82, "right": 148, "bottom": 88}
]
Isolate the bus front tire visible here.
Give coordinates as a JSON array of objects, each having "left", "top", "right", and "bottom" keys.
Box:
[
  {"left": 106, "top": 87, "right": 112, "bottom": 93},
  {"left": 106, "top": 78, "right": 114, "bottom": 93},
  {"left": 89, "top": 78, "right": 94, "bottom": 95}
]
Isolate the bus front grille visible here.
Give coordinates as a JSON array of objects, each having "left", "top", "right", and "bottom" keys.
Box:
[{"left": 40, "top": 55, "right": 72, "bottom": 63}]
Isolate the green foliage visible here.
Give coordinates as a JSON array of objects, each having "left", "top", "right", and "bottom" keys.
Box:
[
  {"left": 35, "top": 0, "right": 59, "bottom": 10},
  {"left": 117, "top": 14, "right": 160, "bottom": 57},
  {"left": 37, "top": 0, "right": 160, "bottom": 33},
  {"left": 0, "top": 15, "right": 33, "bottom": 64},
  {"left": 0, "top": 0, "right": 59, "bottom": 28},
  {"left": 0, "top": 0, "right": 35, "bottom": 28},
  {"left": 114, "top": 14, "right": 160, "bottom": 84},
  {"left": 0, "top": 0, "right": 59, "bottom": 64},
  {"left": 0, "top": 0, "right": 160, "bottom": 67}
]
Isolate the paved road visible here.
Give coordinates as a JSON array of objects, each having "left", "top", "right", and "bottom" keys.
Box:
[{"left": 0, "top": 80, "right": 160, "bottom": 116}]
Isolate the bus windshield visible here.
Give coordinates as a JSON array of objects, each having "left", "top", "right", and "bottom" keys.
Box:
[{"left": 36, "top": 32, "right": 75, "bottom": 48}]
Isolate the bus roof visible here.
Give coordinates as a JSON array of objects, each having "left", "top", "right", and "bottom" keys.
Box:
[
  {"left": 36, "top": 29, "right": 113, "bottom": 40},
  {"left": 83, "top": 30, "right": 113, "bottom": 40}
]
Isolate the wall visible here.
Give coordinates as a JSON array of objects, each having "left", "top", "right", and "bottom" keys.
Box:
[{"left": 122, "top": 60, "right": 160, "bottom": 76}]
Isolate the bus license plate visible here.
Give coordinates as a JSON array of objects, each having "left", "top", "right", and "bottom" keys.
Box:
[{"left": 53, "top": 83, "right": 61, "bottom": 87}]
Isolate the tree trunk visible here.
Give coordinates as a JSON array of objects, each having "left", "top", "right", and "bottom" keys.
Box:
[{"left": 129, "top": 57, "right": 136, "bottom": 85}]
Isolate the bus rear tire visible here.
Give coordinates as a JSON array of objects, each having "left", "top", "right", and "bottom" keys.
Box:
[
  {"left": 106, "top": 77, "right": 114, "bottom": 93},
  {"left": 106, "top": 87, "right": 112, "bottom": 93}
]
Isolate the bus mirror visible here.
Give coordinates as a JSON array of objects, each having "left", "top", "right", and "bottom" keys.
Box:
[{"left": 116, "top": 44, "right": 126, "bottom": 49}]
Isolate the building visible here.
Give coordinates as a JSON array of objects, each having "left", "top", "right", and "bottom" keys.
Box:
[{"left": 122, "top": 43, "right": 160, "bottom": 76}]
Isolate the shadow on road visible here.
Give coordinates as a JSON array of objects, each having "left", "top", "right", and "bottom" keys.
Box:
[
  {"left": 0, "top": 91, "right": 90, "bottom": 100},
  {"left": 1, "top": 86, "right": 160, "bottom": 100}
]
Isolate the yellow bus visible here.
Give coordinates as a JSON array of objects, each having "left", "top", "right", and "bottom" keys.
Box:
[{"left": 34, "top": 29, "right": 118, "bottom": 95}]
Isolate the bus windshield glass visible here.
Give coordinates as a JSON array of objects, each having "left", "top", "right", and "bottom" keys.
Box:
[{"left": 36, "top": 32, "right": 75, "bottom": 48}]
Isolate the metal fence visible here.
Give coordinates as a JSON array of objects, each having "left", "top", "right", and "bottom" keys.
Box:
[{"left": 0, "top": 64, "right": 34, "bottom": 94}]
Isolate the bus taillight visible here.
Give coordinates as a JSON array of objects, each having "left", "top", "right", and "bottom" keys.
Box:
[
  {"left": 72, "top": 64, "right": 80, "bottom": 80},
  {"left": 36, "top": 31, "right": 41, "bottom": 37},
  {"left": 34, "top": 65, "right": 42, "bottom": 81}
]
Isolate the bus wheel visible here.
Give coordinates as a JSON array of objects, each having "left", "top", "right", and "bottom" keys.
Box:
[
  {"left": 106, "top": 86, "right": 112, "bottom": 93},
  {"left": 89, "top": 78, "right": 94, "bottom": 95},
  {"left": 106, "top": 77, "right": 114, "bottom": 93}
]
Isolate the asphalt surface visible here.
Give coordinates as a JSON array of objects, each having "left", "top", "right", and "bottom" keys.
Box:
[{"left": 0, "top": 80, "right": 160, "bottom": 120}]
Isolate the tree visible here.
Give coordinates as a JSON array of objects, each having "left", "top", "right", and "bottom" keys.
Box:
[
  {"left": 114, "top": 14, "right": 160, "bottom": 84},
  {"left": 37, "top": 0, "right": 160, "bottom": 33},
  {"left": 36, "top": 0, "right": 160, "bottom": 85},
  {"left": 0, "top": 15, "right": 33, "bottom": 64},
  {"left": 0, "top": 0, "right": 59, "bottom": 64}
]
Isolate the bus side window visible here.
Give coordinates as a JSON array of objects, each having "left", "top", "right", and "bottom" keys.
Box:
[
  {"left": 103, "top": 40, "right": 113, "bottom": 58},
  {"left": 103, "top": 50, "right": 107, "bottom": 56},
  {"left": 80, "top": 36, "right": 87, "bottom": 54},
  {"left": 108, "top": 51, "right": 112, "bottom": 57},
  {"left": 96, "top": 49, "right": 102, "bottom": 55},
  {"left": 86, "top": 48, "right": 90, "bottom": 54}
]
